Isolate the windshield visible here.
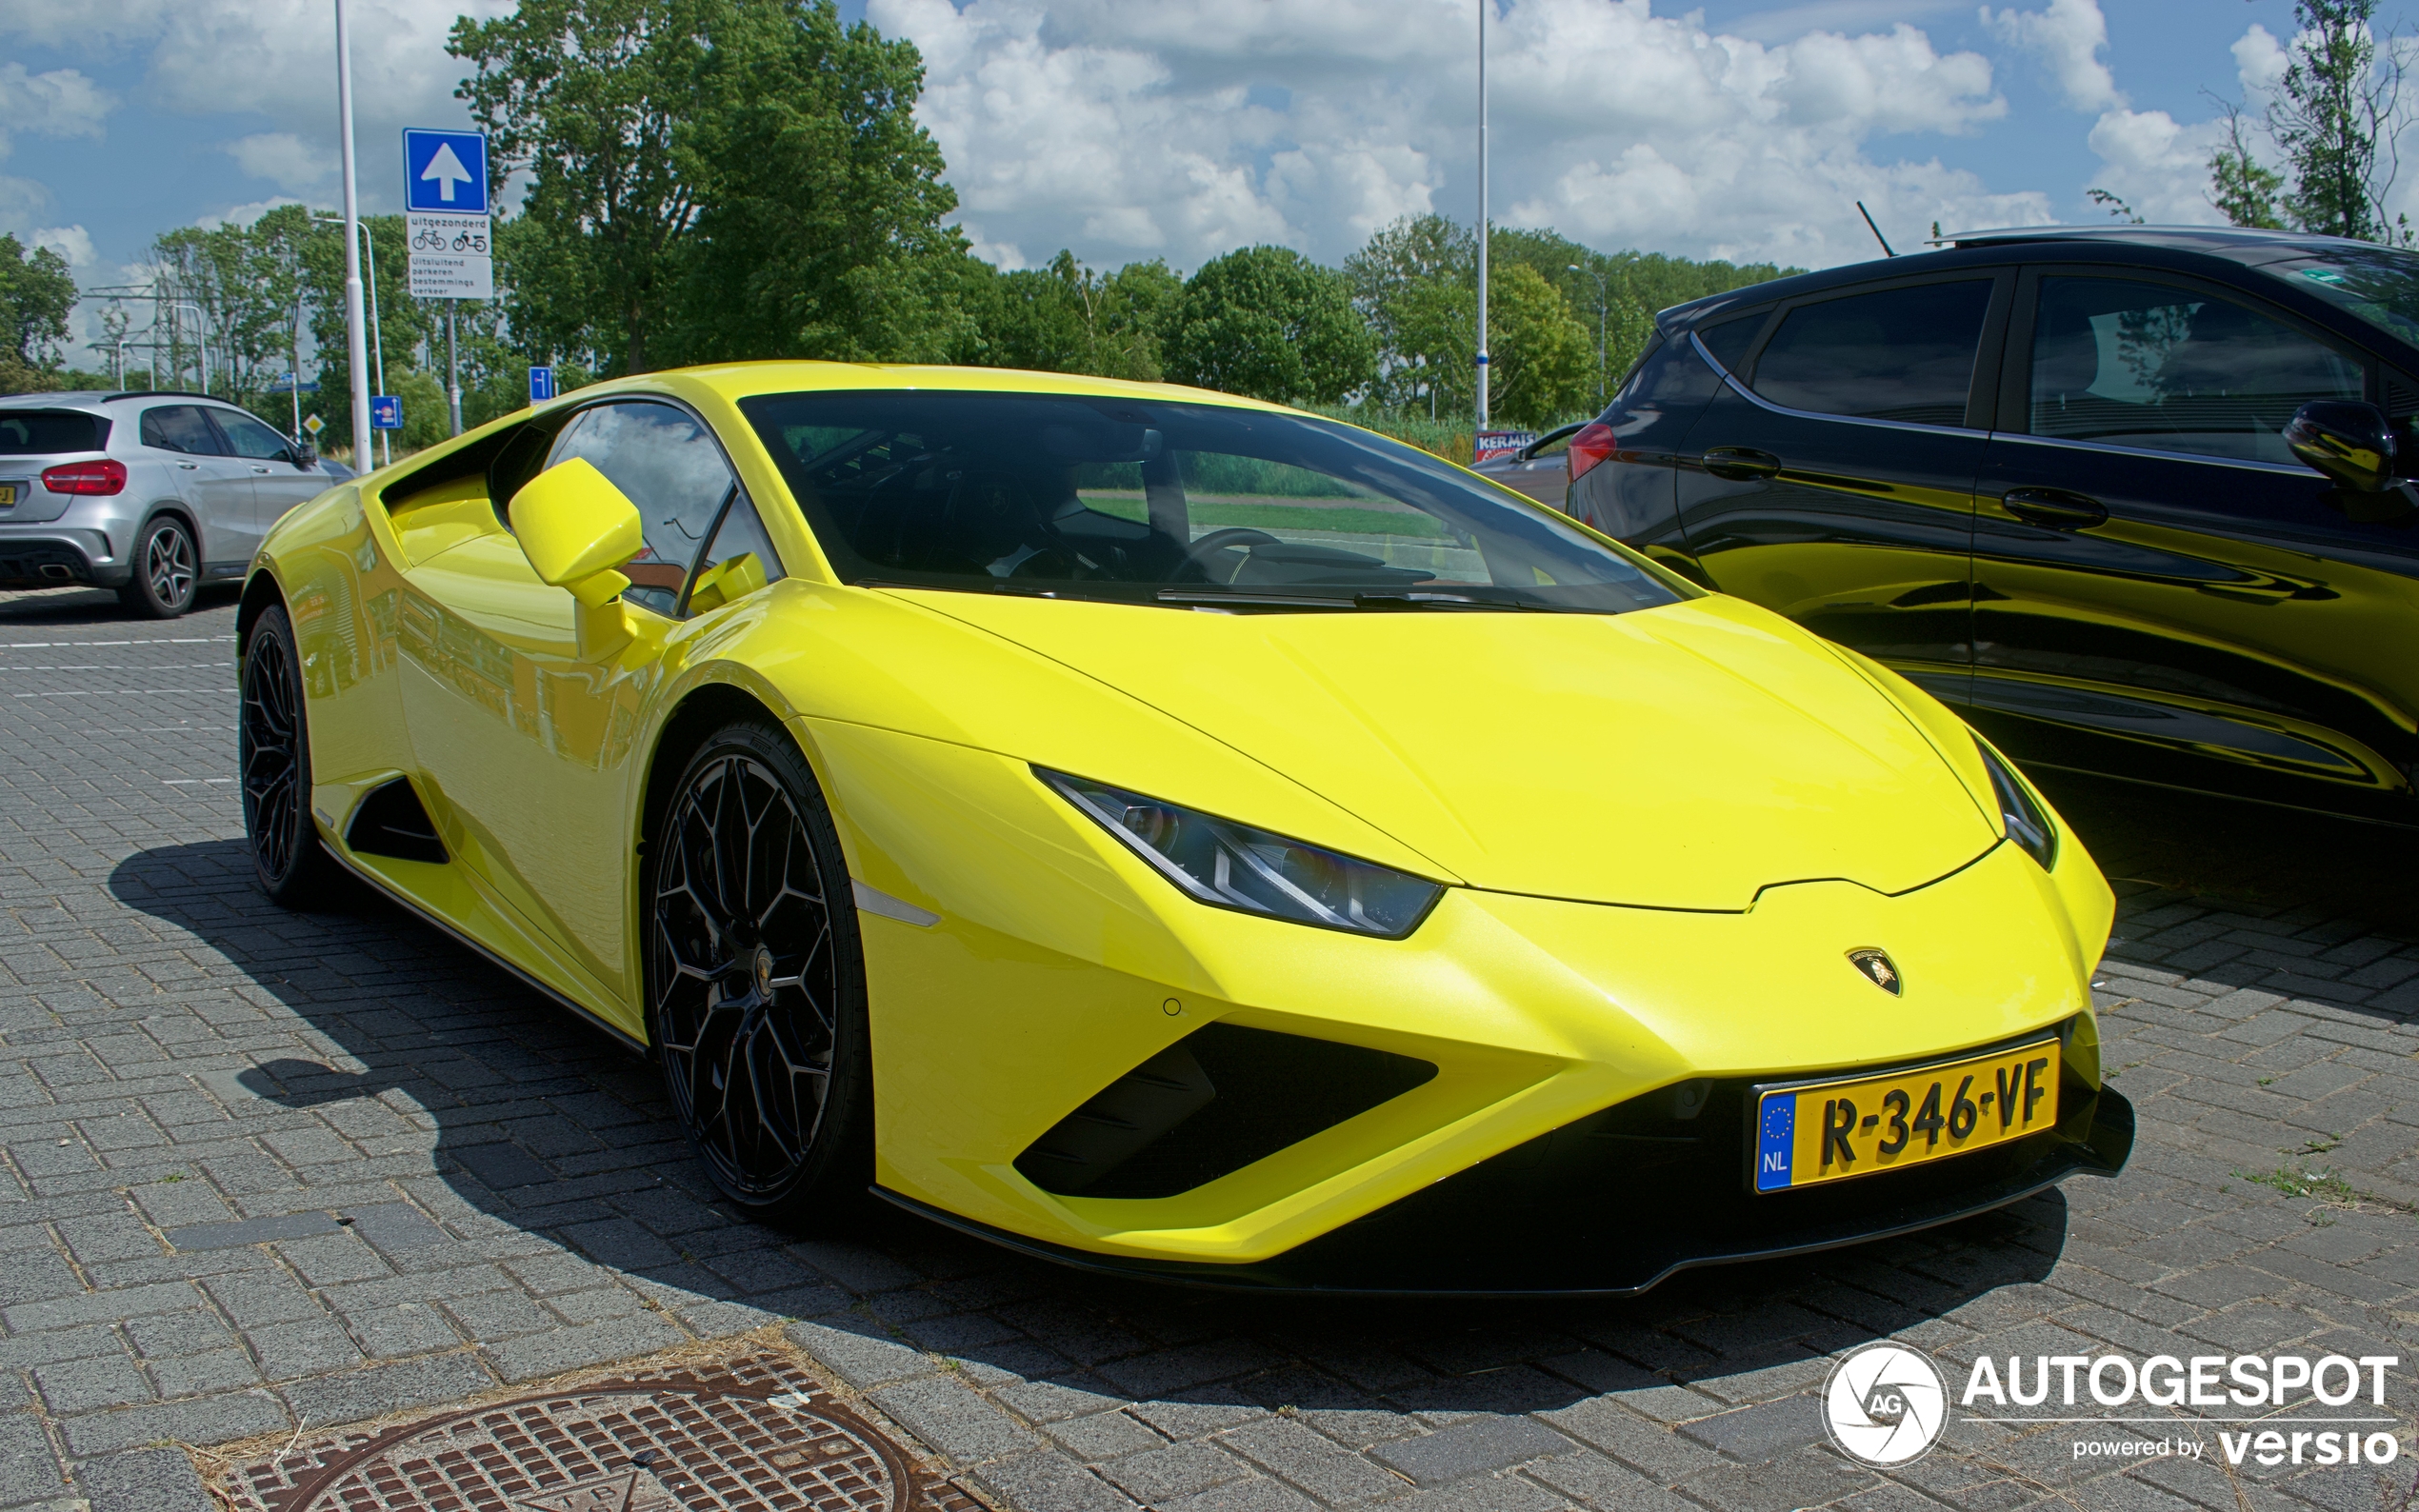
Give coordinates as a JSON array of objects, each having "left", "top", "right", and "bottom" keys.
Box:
[
  {"left": 740, "top": 391, "right": 1685, "bottom": 613},
  {"left": 2259, "top": 245, "right": 2419, "bottom": 348}
]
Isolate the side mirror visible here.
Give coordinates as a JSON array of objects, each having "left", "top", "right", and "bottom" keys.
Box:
[
  {"left": 510, "top": 458, "right": 646, "bottom": 657},
  {"left": 2285, "top": 400, "right": 2398, "bottom": 493}
]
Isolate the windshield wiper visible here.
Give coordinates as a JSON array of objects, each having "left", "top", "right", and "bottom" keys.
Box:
[{"left": 1156, "top": 587, "right": 1550, "bottom": 611}]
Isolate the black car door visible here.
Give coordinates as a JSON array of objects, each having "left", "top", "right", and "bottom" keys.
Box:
[
  {"left": 1672, "top": 271, "right": 2014, "bottom": 698},
  {"left": 1969, "top": 267, "right": 2419, "bottom": 818}
]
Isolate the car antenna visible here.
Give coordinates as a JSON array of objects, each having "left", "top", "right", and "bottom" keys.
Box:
[{"left": 1855, "top": 201, "right": 1896, "bottom": 257}]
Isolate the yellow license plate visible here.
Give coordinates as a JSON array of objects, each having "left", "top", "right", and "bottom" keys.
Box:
[
  {"left": 1751, "top": 1036, "right": 2061, "bottom": 1192},
  {"left": 0, "top": 485, "right": 15, "bottom": 506}
]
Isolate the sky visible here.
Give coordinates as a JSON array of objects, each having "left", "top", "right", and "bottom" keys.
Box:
[{"left": 0, "top": 0, "right": 2408, "bottom": 357}]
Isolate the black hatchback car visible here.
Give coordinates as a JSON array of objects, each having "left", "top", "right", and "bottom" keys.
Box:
[{"left": 1563, "top": 226, "right": 2419, "bottom": 826}]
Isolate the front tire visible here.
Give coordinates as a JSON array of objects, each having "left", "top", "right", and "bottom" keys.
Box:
[
  {"left": 120, "top": 515, "right": 199, "bottom": 618},
  {"left": 240, "top": 605, "right": 339, "bottom": 905},
  {"left": 649, "top": 720, "right": 872, "bottom": 1228}
]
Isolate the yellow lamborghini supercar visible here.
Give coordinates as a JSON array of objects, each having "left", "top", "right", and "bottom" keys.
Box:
[{"left": 238, "top": 364, "right": 2130, "bottom": 1294}]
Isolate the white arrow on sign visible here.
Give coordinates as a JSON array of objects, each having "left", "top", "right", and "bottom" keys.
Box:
[{"left": 421, "top": 141, "right": 473, "bottom": 203}]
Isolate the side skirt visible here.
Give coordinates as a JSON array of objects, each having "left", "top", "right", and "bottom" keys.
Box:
[{"left": 322, "top": 844, "right": 650, "bottom": 1058}]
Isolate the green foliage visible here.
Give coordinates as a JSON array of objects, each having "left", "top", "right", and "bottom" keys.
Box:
[
  {"left": 0, "top": 234, "right": 76, "bottom": 386},
  {"left": 1164, "top": 246, "right": 1374, "bottom": 405},
  {"left": 2211, "top": 2, "right": 2412, "bottom": 243},
  {"left": 957, "top": 252, "right": 1180, "bottom": 379},
  {"left": 2209, "top": 108, "right": 2287, "bottom": 229},
  {"left": 1345, "top": 215, "right": 1793, "bottom": 425},
  {"left": 452, "top": 0, "right": 967, "bottom": 373}
]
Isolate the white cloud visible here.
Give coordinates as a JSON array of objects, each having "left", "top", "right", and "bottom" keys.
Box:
[
  {"left": 2233, "top": 23, "right": 2289, "bottom": 101},
  {"left": 29, "top": 225, "right": 95, "bottom": 266},
  {"left": 0, "top": 0, "right": 509, "bottom": 211},
  {"left": 195, "top": 197, "right": 306, "bottom": 231},
  {"left": 2080, "top": 109, "right": 2226, "bottom": 225},
  {"left": 877, "top": 0, "right": 2026, "bottom": 272},
  {"left": 0, "top": 62, "right": 114, "bottom": 154},
  {"left": 1981, "top": 0, "right": 2121, "bottom": 112},
  {"left": 226, "top": 132, "right": 330, "bottom": 193}
]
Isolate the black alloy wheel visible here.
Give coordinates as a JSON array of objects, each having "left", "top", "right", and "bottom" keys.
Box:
[
  {"left": 121, "top": 515, "right": 199, "bottom": 618},
  {"left": 240, "top": 605, "right": 338, "bottom": 905},
  {"left": 650, "top": 720, "right": 871, "bottom": 1226}
]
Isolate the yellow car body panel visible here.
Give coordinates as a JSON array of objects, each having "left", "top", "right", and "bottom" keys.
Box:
[{"left": 246, "top": 361, "right": 2124, "bottom": 1288}]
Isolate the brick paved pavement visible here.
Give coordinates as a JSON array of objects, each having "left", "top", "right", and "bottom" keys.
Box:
[{"left": 0, "top": 583, "right": 2413, "bottom": 1512}]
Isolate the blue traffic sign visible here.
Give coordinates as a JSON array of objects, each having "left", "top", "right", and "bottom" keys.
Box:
[
  {"left": 528, "top": 366, "right": 556, "bottom": 403},
  {"left": 370, "top": 395, "right": 402, "bottom": 430},
  {"left": 403, "top": 129, "right": 490, "bottom": 214}
]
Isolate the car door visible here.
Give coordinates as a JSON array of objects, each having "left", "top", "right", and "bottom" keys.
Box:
[
  {"left": 208, "top": 407, "right": 324, "bottom": 539},
  {"left": 399, "top": 398, "right": 779, "bottom": 1004},
  {"left": 138, "top": 404, "right": 256, "bottom": 570},
  {"left": 1500, "top": 424, "right": 1581, "bottom": 505},
  {"left": 1969, "top": 268, "right": 2419, "bottom": 816},
  {"left": 1672, "top": 271, "right": 2013, "bottom": 699}
]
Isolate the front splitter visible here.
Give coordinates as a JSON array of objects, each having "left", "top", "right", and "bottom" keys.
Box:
[{"left": 876, "top": 1087, "right": 2133, "bottom": 1299}]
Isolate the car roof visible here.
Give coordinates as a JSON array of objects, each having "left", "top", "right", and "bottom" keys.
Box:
[
  {"left": 1651, "top": 223, "right": 2392, "bottom": 331},
  {"left": 602, "top": 360, "right": 1305, "bottom": 415}
]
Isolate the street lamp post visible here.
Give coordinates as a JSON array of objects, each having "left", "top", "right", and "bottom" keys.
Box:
[
  {"left": 1475, "top": 0, "right": 1489, "bottom": 433},
  {"left": 318, "top": 213, "right": 389, "bottom": 467},
  {"left": 1568, "top": 263, "right": 1608, "bottom": 407},
  {"left": 333, "top": 0, "right": 374, "bottom": 473}
]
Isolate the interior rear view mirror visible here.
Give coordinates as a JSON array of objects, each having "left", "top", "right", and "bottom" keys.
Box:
[{"left": 2285, "top": 400, "right": 2397, "bottom": 493}]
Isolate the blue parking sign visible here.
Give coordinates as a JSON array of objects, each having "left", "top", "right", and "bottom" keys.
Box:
[
  {"left": 370, "top": 395, "right": 402, "bottom": 431},
  {"left": 528, "top": 366, "right": 556, "bottom": 403},
  {"left": 403, "top": 129, "right": 490, "bottom": 214}
]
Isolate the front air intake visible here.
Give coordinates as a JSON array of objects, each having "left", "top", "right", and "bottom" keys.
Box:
[{"left": 1015, "top": 1023, "right": 1435, "bottom": 1199}]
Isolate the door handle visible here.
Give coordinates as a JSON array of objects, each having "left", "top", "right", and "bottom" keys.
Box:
[
  {"left": 1701, "top": 447, "right": 1782, "bottom": 482},
  {"left": 250, "top": 465, "right": 270, "bottom": 474},
  {"left": 176, "top": 461, "right": 198, "bottom": 470},
  {"left": 2001, "top": 487, "right": 2108, "bottom": 529}
]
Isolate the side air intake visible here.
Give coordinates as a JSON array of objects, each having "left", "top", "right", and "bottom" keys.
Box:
[
  {"left": 345, "top": 778, "right": 448, "bottom": 864},
  {"left": 1015, "top": 1023, "right": 1436, "bottom": 1200}
]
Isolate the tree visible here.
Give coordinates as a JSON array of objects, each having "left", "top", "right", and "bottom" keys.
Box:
[
  {"left": 2207, "top": 2, "right": 2412, "bottom": 242},
  {"left": 0, "top": 234, "right": 76, "bottom": 392},
  {"left": 2209, "top": 106, "right": 2287, "bottom": 229},
  {"left": 670, "top": 0, "right": 968, "bottom": 364},
  {"left": 958, "top": 251, "right": 1180, "bottom": 379},
  {"left": 1164, "top": 246, "right": 1373, "bottom": 405},
  {"left": 1483, "top": 265, "right": 1593, "bottom": 428},
  {"left": 453, "top": 0, "right": 967, "bottom": 374}
]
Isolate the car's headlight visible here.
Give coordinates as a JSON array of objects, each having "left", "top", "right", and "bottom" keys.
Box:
[
  {"left": 1039, "top": 768, "right": 1443, "bottom": 938},
  {"left": 1975, "top": 738, "right": 2057, "bottom": 870}
]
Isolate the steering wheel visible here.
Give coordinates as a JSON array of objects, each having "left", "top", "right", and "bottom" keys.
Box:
[{"left": 1180, "top": 527, "right": 1279, "bottom": 581}]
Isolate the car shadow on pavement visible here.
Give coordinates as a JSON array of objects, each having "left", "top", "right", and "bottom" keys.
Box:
[
  {"left": 0, "top": 583, "right": 241, "bottom": 626},
  {"left": 108, "top": 835, "right": 2071, "bottom": 1473}
]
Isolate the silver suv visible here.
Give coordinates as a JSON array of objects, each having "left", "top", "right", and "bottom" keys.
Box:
[{"left": 0, "top": 391, "right": 339, "bottom": 618}]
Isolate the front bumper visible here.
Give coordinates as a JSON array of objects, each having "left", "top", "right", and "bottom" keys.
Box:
[{"left": 880, "top": 1083, "right": 2131, "bottom": 1297}]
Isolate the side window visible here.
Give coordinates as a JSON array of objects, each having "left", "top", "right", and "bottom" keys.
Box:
[
  {"left": 1749, "top": 281, "right": 1994, "bottom": 427},
  {"left": 1597, "top": 331, "right": 1722, "bottom": 451},
  {"left": 683, "top": 494, "right": 787, "bottom": 615},
  {"left": 1696, "top": 312, "right": 1765, "bottom": 373},
  {"left": 545, "top": 401, "right": 738, "bottom": 617},
  {"left": 140, "top": 406, "right": 226, "bottom": 455},
  {"left": 212, "top": 410, "right": 293, "bottom": 461},
  {"left": 2029, "top": 277, "right": 2363, "bottom": 465}
]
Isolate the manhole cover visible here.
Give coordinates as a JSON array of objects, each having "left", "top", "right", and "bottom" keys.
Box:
[{"left": 224, "top": 1359, "right": 978, "bottom": 1512}]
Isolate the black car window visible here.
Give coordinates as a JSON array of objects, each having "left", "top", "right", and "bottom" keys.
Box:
[
  {"left": 1597, "top": 332, "right": 1723, "bottom": 451},
  {"left": 742, "top": 390, "right": 1685, "bottom": 615},
  {"left": 2029, "top": 277, "right": 2362, "bottom": 465},
  {"left": 140, "top": 406, "right": 227, "bottom": 456},
  {"left": 1696, "top": 313, "right": 1764, "bottom": 373},
  {"left": 682, "top": 492, "right": 787, "bottom": 615},
  {"left": 545, "top": 401, "right": 739, "bottom": 617},
  {"left": 1749, "top": 281, "right": 1993, "bottom": 427},
  {"left": 211, "top": 409, "right": 293, "bottom": 461},
  {"left": 0, "top": 410, "right": 106, "bottom": 453}
]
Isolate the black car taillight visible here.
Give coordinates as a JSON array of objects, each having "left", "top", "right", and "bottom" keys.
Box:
[
  {"left": 42, "top": 459, "right": 126, "bottom": 495},
  {"left": 1567, "top": 423, "right": 1616, "bottom": 483}
]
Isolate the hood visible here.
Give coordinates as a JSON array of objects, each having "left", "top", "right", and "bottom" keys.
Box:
[{"left": 890, "top": 590, "right": 2001, "bottom": 911}]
